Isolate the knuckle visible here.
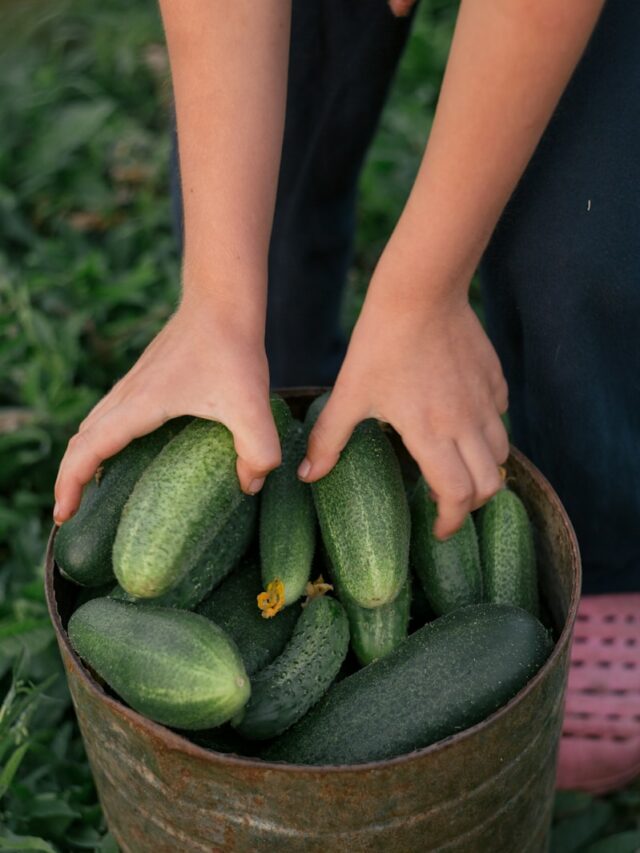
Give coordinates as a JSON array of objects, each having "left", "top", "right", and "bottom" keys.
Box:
[
  {"left": 444, "top": 481, "right": 473, "bottom": 505},
  {"left": 476, "top": 474, "right": 502, "bottom": 504},
  {"left": 244, "top": 447, "right": 282, "bottom": 473},
  {"left": 67, "top": 430, "right": 88, "bottom": 452}
]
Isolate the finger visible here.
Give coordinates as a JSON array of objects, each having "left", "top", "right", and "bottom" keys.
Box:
[
  {"left": 230, "top": 400, "right": 282, "bottom": 495},
  {"left": 402, "top": 433, "right": 474, "bottom": 540},
  {"left": 493, "top": 375, "right": 509, "bottom": 415},
  {"left": 456, "top": 432, "right": 504, "bottom": 512},
  {"left": 54, "top": 404, "right": 168, "bottom": 524},
  {"left": 483, "top": 417, "right": 510, "bottom": 465},
  {"left": 79, "top": 384, "right": 125, "bottom": 432},
  {"left": 299, "top": 392, "right": 361, "bottom": 482},
  {"left": 389, "top": 0, "right": 415, "bottom": 16}
]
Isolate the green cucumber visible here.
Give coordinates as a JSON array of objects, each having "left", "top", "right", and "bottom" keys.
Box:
[
  {"left": 264, "top": 603, "right": 552, "bottom": 765},
  {"left": 410, "top": 477, "right": 482, "bottom": 616},
  {"left": 111, "top": 495, "right": 257, "bottom": 609},
  {"left": 307, "top": 406, "right": 410, "bottom": 609},
  {"left": 260, "top": 420, "right": 315, "bottom": 607},
  {"left": 54, "top": 418, "right": 189, "bottom": 587},
  {"left": 342, "top": 576, "right": 411, "bottom": 666},
  {"left": 67, "top": 598, "right": 250, "bottom": 729},
  {"left": 270, "top": 394, "right": 294, "bottom": 437},
  {"left": 479, "top": 487, "right": 539, "bottom": 617},
  {"left": 113, "top": 418, "right": 243, "bottom": 598},
  {"left": 196, "top": 559, "right": 300, "bottom": 675},
  {"left": 232, "top": 595, "right": 349, "bottom": 740}
]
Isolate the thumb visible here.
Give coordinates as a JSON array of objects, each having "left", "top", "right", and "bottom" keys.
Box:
[
  {"left": 230, "top": 400, "right": 282, "bottom": 495},
  {"left": 299, "top": 393, "right": 360, "bottom": 483}
]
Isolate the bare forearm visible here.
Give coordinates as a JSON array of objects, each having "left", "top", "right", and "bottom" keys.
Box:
[
  {"left": 159, "top": 0, "right": 291, "bottom": 325},
  {"left": 373, "top": 0, "right": 605, "bottom": 304}
]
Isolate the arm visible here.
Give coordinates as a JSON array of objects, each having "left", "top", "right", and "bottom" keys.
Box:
[
  {"left": 54, "top": 0, "right": 291, "bottom": 523},
  {"left": 302, "top": 0, "right": 605, "bottom": 538}
]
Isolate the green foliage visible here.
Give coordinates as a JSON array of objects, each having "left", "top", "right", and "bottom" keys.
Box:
[{"left": 0, "top": 0, "right": 637, "bottom": 849}]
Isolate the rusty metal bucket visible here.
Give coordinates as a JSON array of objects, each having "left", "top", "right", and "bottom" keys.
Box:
[{"left": 45, "top": 389, "right": 581, "bottom": 853}]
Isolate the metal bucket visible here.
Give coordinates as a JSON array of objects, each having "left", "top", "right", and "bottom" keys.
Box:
[{"left": 45, "top": 389, "right": 581, "bottom": 853}]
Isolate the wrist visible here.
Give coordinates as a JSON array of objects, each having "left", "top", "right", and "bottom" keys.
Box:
[
  {"left": 366, "top": 234, "right": 472, "bottom": 318},
  {"left": 179, "top": 270, "right": 267, "bottom": 342}
]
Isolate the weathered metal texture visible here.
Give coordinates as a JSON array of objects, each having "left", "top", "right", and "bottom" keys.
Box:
[{"left": 45, "top": 388, "right": 581, "bottom": 853}]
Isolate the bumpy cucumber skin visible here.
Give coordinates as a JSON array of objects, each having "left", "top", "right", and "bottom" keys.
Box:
[
  {"left": 111, "top": 496, "right": 257, "bottom": 609},
  {"left": 233, "top": 595, "right": 349, "bottom": 740},
  {"left": 68, "top": 598, "right": 250, "bottom": 730},
  {"left": 343, "top": 575, "right": 410, "bottom": 666},
  {"left": 196, "top": 559, "right": 300, "bottom": 675},
  {"left": 410, "top": 478, "right": 482, "bottom": 616},
  {"left": 113, "top": 419, "right": 243, "bottom": 599},
  {"left": 260, "top": 421, "right": 315, "bottom": 606},
  {"left": 479, "top": 488, "right": 539, "bottom": 617},
  {"left": 270, "top": 394, "right": 294, "bottom": 438},
  {"left": 263, "top": 603, "right": 552, "bottom": 765},
  {"left": 54, "top": 418, "right": 189, "bottom": 587},
  {"left": 310, "top": 418, "right": 410, "bottom": 609}
]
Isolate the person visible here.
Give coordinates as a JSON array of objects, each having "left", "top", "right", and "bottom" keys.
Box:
[{"left": 53, "top": 0, "right": 640, "bottom": 793}]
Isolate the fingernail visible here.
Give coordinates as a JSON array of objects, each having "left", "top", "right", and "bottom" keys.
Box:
[
  {"left": 297, "top": 458, "right": 311, "bottom": 480},
  {"left": 53, "top": 503, "right": 62, "bottom": 525},
  {"left": 248, "top": 477, "right": 265, "bottom": 495}
]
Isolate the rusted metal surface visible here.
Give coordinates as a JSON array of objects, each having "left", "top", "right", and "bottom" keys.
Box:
[{"left": 45, "top": 388, "right": 581, "bottom": 853}]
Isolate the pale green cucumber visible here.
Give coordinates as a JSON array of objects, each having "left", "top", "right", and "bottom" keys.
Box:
[
  {"left": 260, "top": 420, "right": 315, "bottom": 607},
  {"left": 479, "top": 487, "right": 539, "bottom": 617},
  {"left": 111, "top": 495, "right": 257, "bottom": 609},
  {"left": 68, "top": 598, "right": 250, "bottom": 729},
  {"left": 343, "top": 576, "right": 411, "bottom": 666},
  {"left": 113, "top": 418, "right": 243, "bottom": 598},
  {"left": 306, "top": 403, "right": 410, "bottom": 609}
]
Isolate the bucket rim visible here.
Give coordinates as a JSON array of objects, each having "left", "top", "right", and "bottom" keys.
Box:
[{"left": 45, "top": 418, "right": 581, "bottom": 774}]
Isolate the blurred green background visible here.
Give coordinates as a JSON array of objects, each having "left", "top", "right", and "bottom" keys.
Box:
[{"left": 1, "top": 1, "right": 638, "bottom": 850}]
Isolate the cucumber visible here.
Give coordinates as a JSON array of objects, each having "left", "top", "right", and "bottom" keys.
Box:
[
  {"left": 260, "top": 421, "right": 315, "bottom": 608},
  {"left": 410, "top": 477, "right": 482, "bottom": 616},
  {"left": 67, "top": 598, "right": 250, "bottom": 729},
  {"left": 342, "top": 576, "right": 410, "bottom": 666},
  {"left": 263, "top": 603, "right": 552, "bottom": 765},
  {"left": 307, "top": 407, "right": 410, "bottom": 609},
  {"left": 196, "top": 559, "right": 300, "bottom": 675},
  {"left": 53, "top": 418, "right": 189, "bottom": 587},
  {"left": 113, "top": 418, "right": 243, "bottom": 598},
  {"left": 232, "top": 595, "right": 349, "bottom": 741},
  {"left": 111, "top": 495, "right": 257, "bottom": 609},
  {"left": 479, "top": 487, "right": 539, "bottom": 617},
  {"left": 409, "top": 570, "right": 435, "bottom": 631},
  {"left": 270, "top": 393, "right": 294, "bottom": 437}
]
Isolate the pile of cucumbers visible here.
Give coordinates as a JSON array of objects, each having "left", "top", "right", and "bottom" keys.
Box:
[{"left": 56, "top": 393, "right": 552, "bottom": 766}]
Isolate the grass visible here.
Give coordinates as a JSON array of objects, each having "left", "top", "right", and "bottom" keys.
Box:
[{"left": 0, "top": 0, "right": 638, "bottom": 850}]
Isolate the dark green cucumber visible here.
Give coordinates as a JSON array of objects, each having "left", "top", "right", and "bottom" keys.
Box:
[
  {"left": 232, "top": 595, "right": 349, "bottom": 740},
  {"left": 479, "top": 487, "right": 539, "bottom": 617},
  {"left": 196, "top": 559, "right": 300, "bottom": 675},
  {"left": 307, "top": 407, "right": 410, "bottom": 609},
  {"left": 54, "top": 418, "right": 189, "bottom": 587},
  {"left": 264, "top": 603, "right": 552, "bottom": 765},
  {"left": 68, "top": 598, "right": 250, "bottom": 729},
  {"left": 342, "top": 576, "right": 410, "bottom": 666},
  {"left": 188, "top": 724, "right": 258, "bottom": 757},
  {"left": 113, "top": 418, "right": 244, "bottom": 598},
  {"left": 270, "top": 394, "right": 294, "bottom": 438},
  {"left": 260, "top": 420, "right": 315, "bottom": 607},
  {"left": 410, "top": 477, "right": 482, "bottom": 616},
  {"left": 111, "top": 495, "right": 257, "bottom": 609}
]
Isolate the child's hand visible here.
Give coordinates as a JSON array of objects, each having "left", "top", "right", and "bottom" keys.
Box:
[
  {"left": 53, "top": 294, "right": 280, "bottom": 524},
  {"left": 300, "top": 284, "right": 509, "bottom": 541}
]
